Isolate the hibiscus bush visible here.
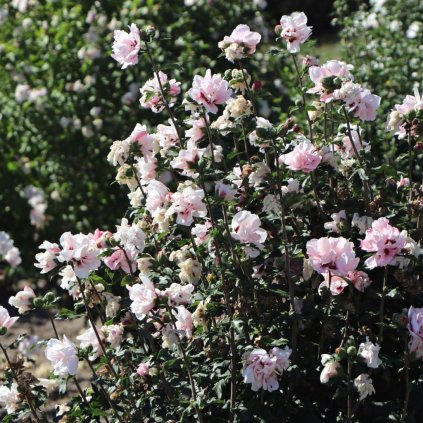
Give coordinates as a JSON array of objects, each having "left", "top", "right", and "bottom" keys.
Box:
[
  {"left": 1, "top": 7, "right": 423, "bottom": 423},
  {"left": 0, "top": 0, "right": 274, "bottom": 270},
  {"left": 333, "top": 0, "right": 423, "bottom": 162}
]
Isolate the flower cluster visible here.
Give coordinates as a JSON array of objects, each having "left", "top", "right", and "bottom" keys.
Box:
[
  {"left": 308, "top": 60, "right": 381, "bottom": 121},
  {"left": 1, "top": 7, "right": 422, "bottom": 422}
]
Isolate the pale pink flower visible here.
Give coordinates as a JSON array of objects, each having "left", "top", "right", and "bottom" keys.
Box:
[
  {"left": 107, "top": 140, "right": 130, "bottom": 166},
  {"left": 318, "top": 274, "right": 348, "bottom": 296},
  {"left": 320, "top": 354, "right": 340, "bottom": 383},
  {"left": 282, "top": 178, "right": 301, "bottom": 195},
  {"left": 408, "top": 306, "right": 423, "bottom": 359},
  {"left": 354, "top": 374, "right": 375, "bottom": 400},
  {"left": 0, "top": 232, "right": 22, "bottom": 268},
  {"left": 8, "top": 286, "right": 36, "bottom": 314},
  {"left": 279, "top": 138, "right": 321, "bottom": 173},
  {"left": 45, "top": 336, "right": 78, "bottom": 377},
  {"left": 173, "top": 305, "right": 194, "bottom": 338},
  {"left": 0, "top": 383, "right": 20, "bottom": 414},
  {"left": 358, "top": 339, "right": 382, "bottom": 369},
  {"left": 308, "top": 60, "right": 353, "bottom": 102},
  {"left": 135, "top": 156, "right": 157, "bottom": 183},
  {"left": 164, "top": 283, "right": 194, "bottom": 305},
  {"left": 112, "top": 24, "right": 142, "bottom": 69},
  {"left": 397, "top": 177, "right": 410, "bottom": 188},
  {"left": 58, "top": 233, "right": 101, "bottom": 279},
  {"left": 360, "top": 217, "right": 408, "bottom": 268},
  {"left": 324, "top": 210, "right": 347, "bottom": 233},
  {"left": 337, "top": 129, "right": 370, "bottom": 159},
  {"left": 102, "top": 324, "right": 123, "bottom": 349},
  {"left": 333, "top": 81, "right": 362, "bottom": 104},
  {"left": 140, "top": 71, "right": 181, "bottom": 113},
  {"left": 103, "top": 248, "right": 136, "bottom": 274},
  {"left": 0, "top": 306, "right": 19, "bottom": 330},
  {"left": 146, "top": 180, "right": 171, "bottom": 218},
  {"left": 92, "top": 229, "right": 112, "bottom": 249},
  {"left": 269, "top": 346, "right": 292, "bottom": 373},
  {"left": 352, "top": 214, "right": 374, "bottom": 235},
  {"left": 395, "top": 87, "right": 423, "bottom": 115},
  {"left": 59, "top": 265, "right": 80, "bottom": 298},
  {"left": 248, "top": 162, "right": 270, "bottom": 186},
  {"left": 188, "top": 69, "right": 232, "bottom": 114},
  {"left": 170, "top": 142, "right": 203, "bottom": 177},
  {"left": 156, "top": 120, "right": 180, "bottom": 154},
  {"left": 161, "top": 323, "right": 182, "bottom": 349},
  {"left": 19, "top": 335, "right": 40, "bottom": 359},
  {"left": 124, "top": 123, "right": 155, "bottom": 159},
  {"left": 114, "top": 218, "right": 146, "bottom": 254},
  {"left": 231, "top": 211, "right": 267, "bottom": 249},
  {"left": 166, "top": 186, "right": 208, "bottom": 226},
  {"left": 279, "top": 12, "right": 312, "bottom": 53},
  {"left": 4, "top": 247, "right": 21, "bottom": 268},
  {"left": 218, "top": 24, "right": 261, "bottom": 62},
  {"left": 34, "top": 241, "right": 61, "bottom": 273},
  {"left": 77, "top": 325, "right": 104, "bottom": 361},
  {"left": 215, "top": 181, "right": 236, "bottom": 201},
  {"left": 191, "top": 220, "right": 212, "bottom": 245},
  {"left": 242, "top": 346, "right": 291, "bottom": 392},
  {"left": 354, "top": 90, "right": 381, "bottom": 121},
  {"left": 136, "top": 363, "right": 150, "bottom": 377},
  {"left": 185, "top": 116, "right": 206, "bottom": 143},
  {"left": 348, "top": 270, "right": 372, "bottom": 292},
  {"left": 306, "top": 236, "right": 359, "bottom": 277},
  {"left": 127, "top": 276, "right": 158, "bottom": 320}
]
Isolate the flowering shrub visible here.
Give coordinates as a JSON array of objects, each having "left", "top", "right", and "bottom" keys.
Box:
[
  {"left": 1, "top": 7, "right": 423, "bottom": 423},
  {"left": 334, "top": 0, "right": 422, "bottom": 110},
  {"left": 0, "top": 0, "right": 273, "bottom": 269}
]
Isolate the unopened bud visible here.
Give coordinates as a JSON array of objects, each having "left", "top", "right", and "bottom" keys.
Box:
[
  {"left": 143, "top": 25, "right": 156, "bottom": 39},
  {"left": 252, "top": 80, "right": 263, "bottom": 91},
  {"left": 256, "top": 127, "right": 274, "bottom": 139},
  {"left": 33, "top": 298, "right": 44, "bottom": 308},
  {"left": 347, "top": 346, "right": 357, "bottom": 356},
  {"left": 44, "top": 292, "right": 55, "bottom": 303}
]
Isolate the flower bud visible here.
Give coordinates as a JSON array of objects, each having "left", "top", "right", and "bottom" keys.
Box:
[
  {"left": 142, "top": 25, "right": 156, "bottom": 40},
  {"left": 44, "top": 292, "right": 56, "bottom": 303},
  {"left": 392, "top": 312, "right": 408, "bottom": 327},
  {"left": 415, "top": 142, "right": 423, "bottom": 151},
  {"left": 321, "top": 76, "right": 336, "bottom": 91},
  {"left": 256, "top": 127, "right": 274, "bottom": 139},
  {"left": 149, "top": 367, "right": 158, "bottom": 377},
  {"left": 335, "top": 347, "right": 346, "bottom": 358},
  {"left": 274, "top": 25, "right": 282, "bottom": 36},
  {"left": 33, "top": 297, "right": 44, "bottom": 308},
  {"left": 252, "top": 80, "right": 263, "bottom": 92},
  {"left": 0, "top": 327, "right": 7, "bottom": 336},
  {"left": 347, "top": 346, "right": 357, "bottom": 356},
  {"left": 207, "top": 273, "right": 216, "bottom": 284}
]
